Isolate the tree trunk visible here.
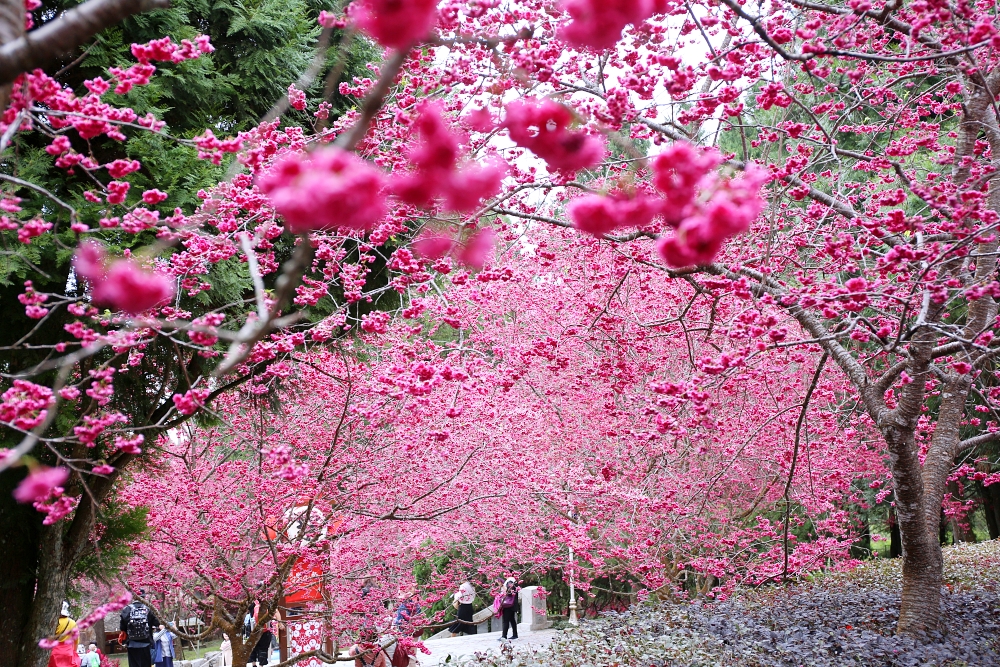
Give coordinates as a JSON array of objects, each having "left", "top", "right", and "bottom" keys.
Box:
[
  {"left": 850, "top": 514, "right": 871, "bottom": 558},
  {"left": 93, "top": 618, "right": 105, "bottom": 653},
  {"left": 0, "top": 467, "right": 105, "bottom": 667},
  {"left": 232, "top": 635, "right": 256, "bottom": 667},
  {"left": 21, "top": 524, "right": 70, "bottom": 667},
  {"left": 883, "top": 424, "right": 942, "bottom": 634},
  {"left": 0, "top": 470, "right": 42, "bottom": 666},
  {"left": 0, "top": 0, "right": 24, "bottom": 109},
  {"left": 981, "top": 482, "right": 1000, "bottom": 540},
  {"left": 947, "top": 481, "right": 976, "bottom": 543}
]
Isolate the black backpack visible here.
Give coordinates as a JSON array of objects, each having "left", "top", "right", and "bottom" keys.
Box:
[{"left": 125, "top": 603, "right": 152, "bottom": 643}]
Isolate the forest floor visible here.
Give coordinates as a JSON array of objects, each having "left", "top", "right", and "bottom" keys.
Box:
[{"left": 461, "top": 541, "right": 1000, "bottom": 666}]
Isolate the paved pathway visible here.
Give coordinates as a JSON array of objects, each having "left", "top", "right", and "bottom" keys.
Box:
[{"left": 416, "top": 628, "right": 559, "bottom": 666}]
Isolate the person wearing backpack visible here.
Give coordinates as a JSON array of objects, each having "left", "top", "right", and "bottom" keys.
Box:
[
  {"left": 250, "top": 620, "right": 275, "bottom": 666},
  {"left": 119, "top": 592, "right": 160, "bottom": 667},
  {"left": 496, "top": 578, "right": 520, "bottom": 642},
  {"left": 348, "top": 633, "right": 388, "bottom": 667}
]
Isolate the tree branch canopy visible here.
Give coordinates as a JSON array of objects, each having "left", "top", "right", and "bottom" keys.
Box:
[{"left": 0, "top": 0, "right": 170, "bottom": 86}]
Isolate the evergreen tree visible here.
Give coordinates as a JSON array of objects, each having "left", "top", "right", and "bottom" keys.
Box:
[{"left": 0, "top": 3, "right": 376, "bottom": 665}]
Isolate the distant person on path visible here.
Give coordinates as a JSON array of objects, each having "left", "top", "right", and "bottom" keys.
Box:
[
  {"left": 393, "top": 588, "right": 422, "bottom": 637},
  {"left": 497, "top": 578, "right": 520, "bottom": 641},
  {"left": 251, "top": 620, "right": 275, "bottom": 666},
  {"left": 47, "top": 601, "right": 78, "bottom": 667},
  {"left": 152, "top": 624, "right": 175, "bottom": 667},
  {"left": 447, "top": 581, "right": 478, "bottom": 637},
  {"left": 219, "top": 633, "right": 232, "bottom": 666},
  {"left": 81, "top": 644, "right": 101, "bottom": 667},
  {"left": 119, "top": 592, "right": 160, "bottom": 667}
]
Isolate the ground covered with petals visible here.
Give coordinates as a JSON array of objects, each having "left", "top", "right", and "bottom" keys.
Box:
[{"left": 466, "top": 542, "right": 1000, "bottom": 666}]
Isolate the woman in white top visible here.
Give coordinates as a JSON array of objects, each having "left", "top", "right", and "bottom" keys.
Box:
[
  {"left": 219, "top": 633, "right": 232, "bottom": 667},
  {"left": 152, "top": 625, "right": 175, "bottom": 667},
  {"left": 447, "top": 582, "right": 477, "bottom": 637}
]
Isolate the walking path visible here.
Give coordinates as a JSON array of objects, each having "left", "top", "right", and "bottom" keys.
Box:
[{"left": 416, "top": 627, "right": 559, "bottom": 666}]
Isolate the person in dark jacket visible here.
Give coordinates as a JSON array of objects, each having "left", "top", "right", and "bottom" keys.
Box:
[
  {"left": 497, "top": 578, "right": 519, "bottom": 641},
  {"left": 119, "top": 592, "right": 160, "bottom": 667},
  {"left": 251, "top": 621, "right": 275, "bottom": 666}
]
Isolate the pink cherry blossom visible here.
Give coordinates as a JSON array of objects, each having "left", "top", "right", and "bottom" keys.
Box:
[
  {"left": 457, "top": 228, "right": 495, "bottom": 270},
  {"left": 257, "top": 147, "right": 387, "bottom": 233},
  {"left": 393, "top": 104, "right": 505, "bottom": 212},
  {"left": 504, "top": 99, "right": 605, "bottom": 176},
  {"left": 141, "top": 189, "right": 168, "bottom": 204},
  {"left": 172, "top": 389, "right": 211, "bottom": 416},
  {"left": 37, "top": 494, "right": 79, "bottom": 524},
  {"left": 112, "top": 434, "right": 144, "bottom": 454},
  {"left": 651, "top": 142, "right": 722, "bottom": 226},
  {"left": 5, "top": 0, "right": 1000, "bottom": 641},
  {"left": 569, "top": 193, "right": 659, "bottom": 237},
  {"left": 288, "top": 84, "right": 306, "bottom": 111},
  {"left": 13, "top": 466, "right": 68, "bottom": 504},
  {"left": 105, "top": 158, "right": 140, "bottom": 178},
  {"left": 74, "top": 242, "right": 174, "bottom": 315},
  {"left": 95, "top": 260, "right": 174, "bottom": 315},
  {"left": 444, "top": 161, "right": 505, "bottom": 213},
  {"left": 1, "top": 380, "right": 54, "bottom": 430},
  {"left": 349, "top": 0, "right": 439, "bottom": 49},
  {"left": 559, "top": 0, "right": 656, "bottom": 50},
  {"left": 413, "top": 231, "right": 453, "bottom": 260}
]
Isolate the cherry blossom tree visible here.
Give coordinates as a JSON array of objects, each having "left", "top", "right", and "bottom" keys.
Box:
[
  {"left": 3, "top": 0, "right": 1000, "bottom": 657},
  {"left": 120, "top": 343, "right": 511, "bottom": 666},
  {"left": 121, "top": 258, "right": 879, "bottom": 662}
]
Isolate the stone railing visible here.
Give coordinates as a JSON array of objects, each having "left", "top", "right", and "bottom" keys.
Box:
[{"left": 173, "top": 652, "right": 221, "bottom": 667}]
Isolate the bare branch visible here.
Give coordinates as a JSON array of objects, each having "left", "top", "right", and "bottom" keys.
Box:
[
  {"left": 958, "top": 430, "right": 1000, "bottom": 453},
  {"left": 0, "top": 0, "right": 171, "bottom": 87}
]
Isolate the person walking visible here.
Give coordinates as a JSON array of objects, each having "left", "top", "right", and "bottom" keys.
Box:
[
  {"left": 251, "top": 620, "right": 275, "bottom": 666},
  {"left": 47, "top": 602, "right": 79, "bottom": 667},
  {"left": 119, "top": 592, "right": 160, "bottom": 667},
  {"left": 81, "top": 644, "right": 102, "bottom": 667},
  {"left": 152, "top": 625, "right": 175, "bottom": 667},
  {"left": 497, "top": 578, "right": 519, "bottom": 641},
  {"left": 447, "top": 582, "right": 477, "bottom": 637}
]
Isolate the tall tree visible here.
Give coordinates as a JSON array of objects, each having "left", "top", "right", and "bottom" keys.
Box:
[
  {"left": 4, "top": 2, "right": 1000, "bottom": 658},
  {"left": 0, "top": 1, "right": 374, "bottom": 665}
]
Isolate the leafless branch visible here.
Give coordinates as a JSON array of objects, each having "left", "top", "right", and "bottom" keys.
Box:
[{"left": 0, "top": 0, "right": 171, "bottom": 87}]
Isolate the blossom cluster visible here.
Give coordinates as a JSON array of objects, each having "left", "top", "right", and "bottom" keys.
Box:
[
  {"left": 74, "top": 242, "right": 175, "bottom": 316},
  {"left": 567, "top": 142, "right": 767, "bottom": 266}
]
